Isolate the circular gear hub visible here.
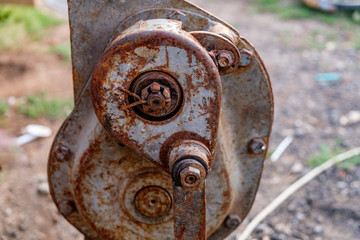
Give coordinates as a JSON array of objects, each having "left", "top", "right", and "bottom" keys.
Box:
[{"left": 130, "top": 71, "right": 182, "bottom": 121}]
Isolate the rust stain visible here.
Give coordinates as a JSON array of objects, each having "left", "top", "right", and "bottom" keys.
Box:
[{"left": 49, "top": 3, "right": 274, "bottom": 240}]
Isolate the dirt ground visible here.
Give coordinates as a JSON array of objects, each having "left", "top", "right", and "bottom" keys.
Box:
[{"left": 0, "top": 1, "right": 359, "bottom": 240}]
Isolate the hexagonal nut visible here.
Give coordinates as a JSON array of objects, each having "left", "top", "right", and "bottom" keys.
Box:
[
  {"left": 217, "top": 52, "right": 234, "bottom": 68},
  {"left": 140, "top": 82, "right": 172, "bottom": 113},
  {"left": 180, "top": 166, "right": 202, "bottom": 188},
  {"left": 147, "top": 93, "right": 166, "bottom": 112}
]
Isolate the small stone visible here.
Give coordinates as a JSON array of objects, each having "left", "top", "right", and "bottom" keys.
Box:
[
  {"left": 4, "top": 208, "right": 12, "bottom": 217},
  {"left": 313, "top": 225, "right": 323, "bottom": 235},
  {"left": 18, "top": 224, "right": 26, "bottom": 232},
  {"left": 294, "top": 127, "right": 306, "bottom": 137},
  {"left": 269, "top": 177, "right": 281, "bottom": 184},
  {"left": 255, "top": 223, "right": 272, "bottom": 235},
  {"left": 287, "top": 202, "right": 296, "bottom": 213},
  {"left": 37, "top": 182, "right": 50, "bottom": 196},
  {"left": 33, "top": 174, "right": 47, "bottom": 184},
  {"left": 315, "top": 216, "right": 324, "bottom": 223},
  {"left": 351, "top": 181, "right": 360, "bottom": 189},
  {"left": 336, "top": 181, "right": 347, "bottom": 189},
  {"left": 7, "top": 96, "right": 17, "bottom": 106},
  {"left": 340, "top": 111, "right": 360, "bottom": 126},
  {"left": 291, "top": 162, "right": 304, "bottom": 174},
  {"left": 325, "top": 41, "right": 336, "bottom": 51},
  {"left": 295, "top": 212, "right": 305, "bottom": 221},
  {"left": 277, "top": 233, "right": 288, "bottom": 240},
  {"left": 340, "top": 189, "right": 349, "bottom": 197}
]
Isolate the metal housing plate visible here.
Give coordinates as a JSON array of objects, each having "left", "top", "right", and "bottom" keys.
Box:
[{"left": 48, "top": 1, "right": 273, "bottom": 239}]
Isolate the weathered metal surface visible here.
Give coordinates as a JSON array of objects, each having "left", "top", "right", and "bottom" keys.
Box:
[
  {"left": 48, "top": 1, "right": 274, "bottom": 239},
  {"left": 48, "top": 107, "right": 232, "bottom": 239},
  {"left": 91, "top": 19, "right": 221, "bottom": 171},
  {"left": 173, "top": 182, "right": 206, "bottom": 240},
  {"left": 190, "top": 31, "right": 240, "bottom": 74}
]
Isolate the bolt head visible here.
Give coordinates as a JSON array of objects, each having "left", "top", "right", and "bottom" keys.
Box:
[
  {"left": 53, "top": 144, "right": 70, "bottom": 161},
  {"left": 225, "top": 214, "right": 240, "bottom": 228},
  {"left": 58, "top": 201, "right": 75, "bottom": 216},
  {"left": 180, "top": 166, "right": 202, "bottom": 188},
  {"left": 149, "top": 82, "right": 161, "bottom": 93},
  {"left": 217, "top": 52, "right": 234, "bottom": 68},
  {"left": 248, "top": 138, "right": 266, "bottom": 154}
]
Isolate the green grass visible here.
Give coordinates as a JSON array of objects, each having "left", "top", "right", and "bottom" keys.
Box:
[
  {"left": 266, "top": 148, "right": 275, "bottom": 159},
  {"left": 0, "top": 5, "right": 61, "bottom": 49},
  {"left": 305, "top": 29, "right": 337, "bottom": 50},
  {"left": 17, "top": 92, "right": 73, "bottom": 120},
  {"left": 251, "top": 0, "right": 360, "bottom": 50},
  {"left": 353, "top": 28, "right": 360, "bottom": 50},
  {"left": 49, "top": 42, "right": 71, "bottom": 62},
  {"left": 251, "top": 0, "right": 359, "bottom": 26},
  {"left": 307, "top": 143, "right": 339, "bottom": 168},
  {"left": 339, "top": 155, "right": 360, "bottom": 170},
  {"left": 0, "top": 171, "right": 4, "bottom": 184},
  {"left": 307, "top": 141, "right": 360, "bottom": 170},
  {"left": 0, "top": 100, "right": 8, "bottom": 116}
]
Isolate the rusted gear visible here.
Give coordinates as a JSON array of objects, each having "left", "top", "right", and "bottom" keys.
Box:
[{"left": 130, "top": 71, "right": 182, "bottom": 121}]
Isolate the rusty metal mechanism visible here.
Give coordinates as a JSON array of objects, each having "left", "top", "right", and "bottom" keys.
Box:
[{"left": 48, "top": 1, "right": 273, "bottom": 240}]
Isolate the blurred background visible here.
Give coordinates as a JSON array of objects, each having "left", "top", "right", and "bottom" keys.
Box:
[{"left": 0, "top": 0, "right": 359, "bottom": 239}]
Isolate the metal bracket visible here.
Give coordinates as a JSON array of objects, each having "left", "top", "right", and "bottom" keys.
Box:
[{"left": 48, "top": 1, "right": 273, "bottom": 239}]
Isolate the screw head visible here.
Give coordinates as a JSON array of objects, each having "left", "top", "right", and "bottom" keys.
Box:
[
  {"left": 248, "top": 138, "right": 266, "bottom": 154},
  {"left": 217, "top": 52, "right": 234, "bottom": 68},
  {"left": 53, "top": 144, "right": 70, "bottom": 161},
  {"left": 225, "top": 214, "right": 240, "bottom": 228},
  {"left": 58, "top": 201, "right": 75, "bottom": 216}
]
